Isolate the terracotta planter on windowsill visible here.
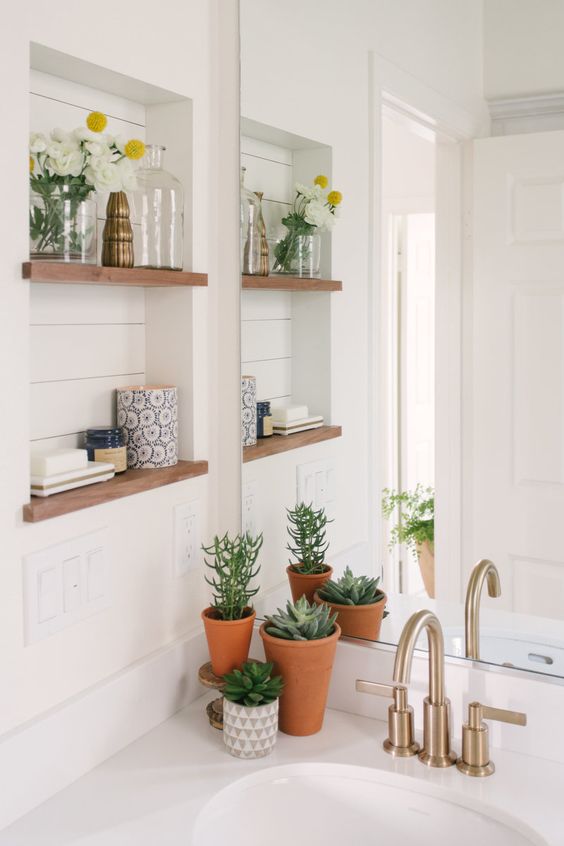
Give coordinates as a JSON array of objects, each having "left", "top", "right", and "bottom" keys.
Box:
[
  {"left": 286, "top": 564, "right": 333, "bottom": 603},
  {"left": 416, "top": 540, "right": 435, "bottom": 598},
  {"left": 313, "top": 591, "right": 387, "bottom": 641},
  {"left": 259, "top": 621, "right": 340, "bottom": 736},
  {"left": 201, "top": 607, "right": 256, "bottom": 676}
]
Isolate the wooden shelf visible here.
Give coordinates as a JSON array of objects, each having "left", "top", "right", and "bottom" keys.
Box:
[
  {"left": 242, "top": 275, "right": 342, "bottom": 292},
  {"left": 243, "top": 426, "right": 342, "bottom": 463},
  {"left": 23, "top": 460, "right": 208, "bottom": 522},
  {"left": 22, "top": 262, "right": 208, "bottom": 288}
]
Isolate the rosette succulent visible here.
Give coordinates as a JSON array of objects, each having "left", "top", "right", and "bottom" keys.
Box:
[
  {"left": 222, "top": 661, "right": 283, "bottom": 707},
  {"left": 265, "top": 596, "right": 337, "bottom": 641},
  {"left": 317, "top": 566, "right": 387, "bottom": 610}
]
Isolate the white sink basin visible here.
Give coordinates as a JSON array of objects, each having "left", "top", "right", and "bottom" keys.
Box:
[
  {"left": 192, "top": 763, "right": 546, "bottom": 846},
  {"left": 439, "top": 627, "right": 564, "bottom": 677}
]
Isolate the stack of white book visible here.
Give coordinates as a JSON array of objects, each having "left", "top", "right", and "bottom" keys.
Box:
[
  {"left": 270, "top": 405, "right": 324, "bottom": 436},
  {"left": 30, "top": 449, "right": 115, "bottom": 497}
]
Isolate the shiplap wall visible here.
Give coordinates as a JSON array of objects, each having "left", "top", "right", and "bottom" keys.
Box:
[
  {"left": 29, "top": 71, "right": 147, "bottom": 454},
  {"left": 241, "top": 136, "right": 293, "bottom": 405}
]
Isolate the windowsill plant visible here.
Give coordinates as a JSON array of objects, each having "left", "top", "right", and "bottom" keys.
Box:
[
  {"left": 314, "top": 566, "right": 388, "bottom": 641},
  {"left": 201, "top": 531, "right": 263, "bottom": 676},
  {"left": 381, "top": 485, "right": 435, "bottom": 598},
  {"left": 259, "top": 596, "right": 340, "bottom": 736},
  {"left": 286, "top": 502, "right": 333, "bottom": 602},
  {"left": 222, "top": 661, "right": 284, "bottom": 759}
]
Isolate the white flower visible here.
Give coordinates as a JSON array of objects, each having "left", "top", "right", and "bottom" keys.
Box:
[
  {"left": 84, "top": 158, "right": 122, "bottom": 192},
  {"left": 29, "top": 132, "right": 47, "bottom": 154},
  {"left": 295, "top": 182, "right": 323, "bottom": 201},
  {"left": 304, "top": 199, "right": 334, "bottom": 231},
  {"left": 73, "top": 127, "right": 100, "bottom": 143},
  {"left": 50, "top": 127, "right": 78, "bottom": 146},
  {"left": 45, "top": 143, "right": 84, "bottom": 177},
  {"left": 112, "top": 135, "right": 126, "bottom": 155},
  {"left": 116, "top": 157, "right": 138, "bottom": 191},
  {"left": 84, "top": 140, "right": 115, "bottom": 160}
]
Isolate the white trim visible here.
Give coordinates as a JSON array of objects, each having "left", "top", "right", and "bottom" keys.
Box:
[
  {"left": 489, "top": 93, "right": 564, "bottom": 121},
  {"left": 0, "top": 627, "right": 209, "bottom": 831}
]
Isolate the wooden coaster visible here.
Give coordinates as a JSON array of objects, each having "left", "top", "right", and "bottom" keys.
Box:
[
  {"left": 198, "top": 661, "right": 226, "bottom": 691},
  {"left": 206, "top": 698, "right": 224, "bottom": 730}
]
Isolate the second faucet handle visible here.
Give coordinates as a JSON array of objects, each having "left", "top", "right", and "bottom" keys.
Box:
[
  {"left": 356, "top": 679, "right": 420, "bottom": 757},
  {"left": 456, "top": 701, "right": 527, "bottom": 777}
]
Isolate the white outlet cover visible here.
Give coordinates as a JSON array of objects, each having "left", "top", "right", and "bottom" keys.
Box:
[
  {"left": 242, "top": 480, "right": 258, "bottom": 537},
  {"left": 173, "top": 499, "right": 200, "bottom": 577}
]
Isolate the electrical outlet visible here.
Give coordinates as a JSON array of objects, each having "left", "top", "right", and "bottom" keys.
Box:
[
  {"left": 174, "top": 500, "right": 200, "bottom": 577},
  {"left": 242, "top": 480, "right": 258, "bottom": 536},
  {"left": 23, "top": 529, "right": 110, "bottom": 645}
]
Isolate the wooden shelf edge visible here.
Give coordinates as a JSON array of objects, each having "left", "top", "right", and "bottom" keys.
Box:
[
  {"left": 242, "top": 275, "right": 342, "bottom": 292},
  {"left": 22, "top": 459, "right": 208, "bottom": 523},
  {"left": 22, "top": 261, "right": 208, "bottom": 288},
  {"left": 243, "top": 426, "right": 342, "bottom": 463}
]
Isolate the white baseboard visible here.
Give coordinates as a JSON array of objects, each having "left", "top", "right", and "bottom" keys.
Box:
[{"left": 0, "top": 627, "right": 209, "bottom": 831}]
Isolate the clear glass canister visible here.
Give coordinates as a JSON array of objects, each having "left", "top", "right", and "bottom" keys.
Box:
[
  {"left": 29, "top": 189, "right": 96, "bottom": 264},
  {"left": 132, "top": 145, "right": 184, "bottom": 270}
]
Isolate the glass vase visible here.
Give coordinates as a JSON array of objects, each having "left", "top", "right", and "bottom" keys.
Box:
[
  {"left": 29, "top": 189, "right": 96, "bottom": 263},
  {"left": 132, "top": 145, "right": 184, "bottom": 270},
  {"left": 273, "top": 230, "right": 321, "bottom": 278}
]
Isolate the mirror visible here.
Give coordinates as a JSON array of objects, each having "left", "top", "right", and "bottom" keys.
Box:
[{"left": 239, "top": 1, "right": 564, "bottom": 681}]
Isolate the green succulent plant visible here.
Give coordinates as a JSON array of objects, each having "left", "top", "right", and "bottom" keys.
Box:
[
  {"left": 222, "top": 661, "right": 284, "bottom": 707},
  {"left": 265, "top": 595, "right": 337, "bottom": 641},
  {"left": 287, "top": 502, "right": 332, "bottom": 575},
  {"left": 203, "top": 531, "right": 263, "bottom": 621},
  {"left": 317, "top": 566, "right": 387, "bottom": 611}
]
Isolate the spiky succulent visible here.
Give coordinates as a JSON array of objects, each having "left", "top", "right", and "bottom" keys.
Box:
[
  {"left": 287, "top": 502, "right": 332, "bottom": 575},
  {"left": 265, "top": 596, "right": 337, "bottom": 641},
  {"left": 317, "top": 566, "right": 386, "bottom": 607},
  {"left": 203, "top": 531, "right": 263, "bottom": 620},
  {"left": 222, "top": 661, "right": 284, "bottom": 707}
]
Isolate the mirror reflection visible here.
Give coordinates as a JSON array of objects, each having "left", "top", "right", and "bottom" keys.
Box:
[{"left": 240, "top": 1, "right": 564, "bottom": 681}]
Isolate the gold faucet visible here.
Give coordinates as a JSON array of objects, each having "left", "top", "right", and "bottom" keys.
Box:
[
  {"left": 465, "top": 559, "right": 501, "bottom": 660},
  {"left": 394, "top": 609, "right": 456, "bottom": 767}
]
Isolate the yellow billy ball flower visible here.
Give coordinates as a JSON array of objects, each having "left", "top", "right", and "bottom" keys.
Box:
[
  {"left": 327, "top": 190, "right": 343, "bottom": 206},
  {"left": 29, "top": 155, "right": 35, "bottom": 173},
  {"left": 86, "top": 111, "right": 108, "bottom": 133},
  {"left": 314, "top": 174, "right": 328, "bottom": 189},
  {"left": 124, "top": 139, "right": 146, "bottom": 160}
]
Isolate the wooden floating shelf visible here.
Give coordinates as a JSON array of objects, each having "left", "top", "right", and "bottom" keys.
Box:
[
  {"left": 242, "top": 275, "right": 342, "bottom": 292},
  {"left": 243, "top": 426, "right": 342, "bottom": 463},
  {"left": 23, "top": 460, "right": 208, "bottom": 523},
  {"left": 22, "top": 261, "right": 208, "bottom": 288}
]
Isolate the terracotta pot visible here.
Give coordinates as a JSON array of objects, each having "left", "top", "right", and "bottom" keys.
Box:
[
  {"left": 313, "top": 591, "right": 387, "bottom": 641},
  {"left": 201, "top": 607, "right": 256, "bottom": 676},
  {"left": 286, "top": 564, "right": 333, "bottom": 603},
  {"left": 416, "top": 540, "right": 435, "bottom": 598},
  {"left": 259, "top": 621, "right": 340, "bottom": 736}
]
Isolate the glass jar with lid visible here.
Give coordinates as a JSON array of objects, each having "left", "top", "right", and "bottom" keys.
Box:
[{"left": 132, "top": 144, "right": 184, "bottom": 270}]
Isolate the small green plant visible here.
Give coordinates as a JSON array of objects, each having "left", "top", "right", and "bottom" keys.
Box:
[
  {"left": 287, "top": 502, "right": 332, "bottom": 575},
  {"left": 381, "top": 485, "right": 434, "bottom": 553},
  {"left": 265, "top": 596, "right": 337, "bottom": 641},
  {"left": 203, "top": 532, "right": 263, "bottom": 621},
  {"left": 222, "top": 661, "right": 284, "bottom": 707},
  {"left": 317, "top": 566, "right": 387, "bottom": 610}
]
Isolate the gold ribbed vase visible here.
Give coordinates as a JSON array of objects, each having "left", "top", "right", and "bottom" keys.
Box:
[{"left": 102, "top": 192, "right": 134, "bottom": 268}]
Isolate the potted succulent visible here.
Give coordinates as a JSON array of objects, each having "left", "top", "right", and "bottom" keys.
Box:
[
  {"left": 202, "top": 532, "right": 263, "bottom": 676},
  {"left": 222, "top": 661, "right": 284, "bottom": 759},
  {"left": 382, "top": 485, "right": 435, "bottom": 598},
  {"left": 314, "top": 566, "right": 388, "bottom": 640},
  {"left": 260, "top": 596, "right": 340, "bottom": 736},
  {"left": 286, "top": 503, "right": 333, "bottom": 602}
]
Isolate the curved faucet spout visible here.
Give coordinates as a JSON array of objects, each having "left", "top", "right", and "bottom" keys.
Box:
[
  {"left": 465, "top": 559, "right": 501, "bottom": 660},
  {"left": 393, "top": 609, "right": 445, "bottom": 706}
]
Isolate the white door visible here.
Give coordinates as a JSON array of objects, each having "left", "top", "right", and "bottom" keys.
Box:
[{"left": 468, "top": 130, "right": 564, "bottom": 619}]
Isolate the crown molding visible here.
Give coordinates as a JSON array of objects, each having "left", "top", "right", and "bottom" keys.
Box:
[{"left": 489, "top": 93, "right": 564, "bottom": 120}]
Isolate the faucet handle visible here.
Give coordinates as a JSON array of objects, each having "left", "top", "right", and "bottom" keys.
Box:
[
  {"left": 355, "top": 679, "right": 419, "bottom": 758},
  {"left": 456, "top": 701, "right": 527, "bottom": 777}
]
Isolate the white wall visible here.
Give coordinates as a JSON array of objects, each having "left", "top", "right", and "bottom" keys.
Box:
[
  {"left": 382, "top": 115, "right": 435, "bottom": 206},
  {"left": 0, "top": 0, "right": 240, "bottom": 736},
  {"left": 241, "top": 0, "right": 486, "bottom": 599},
  {"left": 484, "top": 0, "right": 564, "bottom": 101}
]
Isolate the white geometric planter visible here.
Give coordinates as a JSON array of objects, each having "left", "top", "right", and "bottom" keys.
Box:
[{"left": 223, "top": 699, "right": 278, "bottom": 759}]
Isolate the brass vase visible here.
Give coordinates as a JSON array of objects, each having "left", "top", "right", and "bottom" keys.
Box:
[{"left": 102, "top": 192, "right": 134, "bottom": 268}]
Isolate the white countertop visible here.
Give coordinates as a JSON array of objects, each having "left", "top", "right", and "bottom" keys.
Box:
[{"left": 1, "top": 695, "right": 563, "bottom": 845}]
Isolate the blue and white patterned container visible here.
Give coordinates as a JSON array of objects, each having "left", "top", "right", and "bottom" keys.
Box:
[
  {"left": 241, "top": 375, "right": 257, "bottom": 447},
  {"left": 116, "top": 384, "right": 178, "bottom": 469}
]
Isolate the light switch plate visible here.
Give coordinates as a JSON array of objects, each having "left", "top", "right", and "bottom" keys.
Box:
[
  {"left": 242, "top": 480, "right": 258, "bottom": 537},
  {"left": 297, "top": 459, "right": 336, "bottom": 512},
  {"left": 23, "top": 528, "right": 111, "bottom": 645},
  {"left": 173, "top": 499, "right": 200, "bottom": 577}
]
